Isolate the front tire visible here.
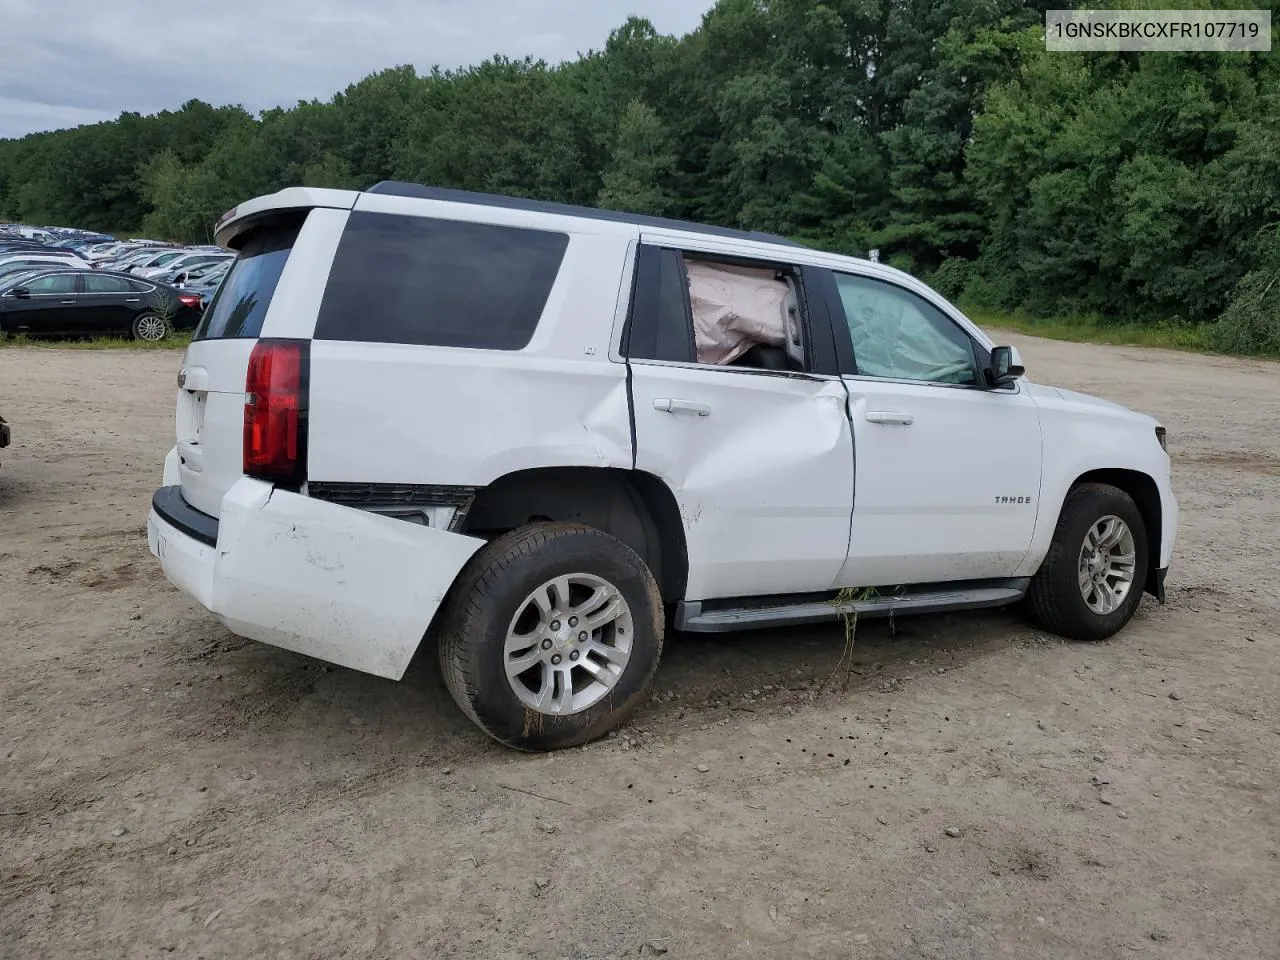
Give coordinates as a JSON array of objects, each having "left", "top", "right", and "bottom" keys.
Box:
[
  {"left": 131, "top": 313, "right": 170, "bottom": 342},
  {"left": 1026, "top": 482, "right": 1149, "bottom": 641},
  {"left": 438, "top": 522, "right": 664, "bottom": 751}
]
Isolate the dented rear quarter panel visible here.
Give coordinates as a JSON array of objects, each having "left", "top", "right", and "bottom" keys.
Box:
[{"left": 305, "top": 227, "right": 636, "bottom": 487}]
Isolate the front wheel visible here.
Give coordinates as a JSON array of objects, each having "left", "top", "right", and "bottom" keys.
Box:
[
  {"left": 438, "top": 522, "right": 664, "bottom": 751},
  {"left": 1026, "top": 482, "right": 1149, "bottom": 641},
  {"left": 131, "top": 313, "right": 171, "bottom": 342}
]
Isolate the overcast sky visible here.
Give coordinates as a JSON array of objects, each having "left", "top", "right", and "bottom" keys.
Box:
[{"left": 0, "top": 0, "right": 713, "bottom": 139}]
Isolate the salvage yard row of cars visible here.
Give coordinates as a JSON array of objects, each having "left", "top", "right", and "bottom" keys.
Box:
[{"left": 0, "top": 224, "right": 230, "bottom": 340}]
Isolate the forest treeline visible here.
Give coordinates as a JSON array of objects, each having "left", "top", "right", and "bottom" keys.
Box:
[{"left": 1, "top": 0, "right": 1277, "bottom": 354}]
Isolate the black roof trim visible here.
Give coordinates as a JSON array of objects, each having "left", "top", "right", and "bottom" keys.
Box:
[{"left": 364, "top": 182, "right": 806, "bottom": 249}]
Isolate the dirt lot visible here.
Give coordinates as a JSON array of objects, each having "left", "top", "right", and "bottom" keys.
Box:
[{"left": 1, "top": 337, "right": 1277, "bottom": 960}]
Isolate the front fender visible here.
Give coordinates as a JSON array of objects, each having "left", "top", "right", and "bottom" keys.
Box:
[{"left": 1015, "top": 408, "right": 1174, "bottom": 579}]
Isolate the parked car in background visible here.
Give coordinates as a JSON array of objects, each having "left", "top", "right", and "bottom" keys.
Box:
[
  {"left": 33, "top": 247, "right": 89, "bottom": 261},
  {"left": 101, "top": 247, "right": 171, "bottom": 272},
  {"left": 159, "top": 261, "right": 226, "bottom": 288},
  {"left": 91, "top": 241, "right": 154, "bottom": 262},
  {"left": 0, "top": 268, "right": 198, "bottom": 340},
  {"left": 175, "top": 260, "right": 229, "bottom": 290},
  {"left": 174, "top": 264, "right": 229, "bottom": 309},
  {"left": 116, "top": 249, "right": 189, "bottom": 274},
  {"left": 13, "top": 227, "right": 56, "bottom": 243},
  {"left": 47, "top": 232, "right": 111, "bottom": 249},
  {"left": 137, "top": 251, "right": 231, "bottom": 280},
  {"left": 0, "top": 254, "right": 91, "bottom": 277},
  {"left": 0, "top": 247, "right": 56, "bottom": 262},
  {"left": 82, "top": 242, "right": 124, "bottom": 261},
  {"left": 0, "top": 245, "right": 80, "bottom": 262},
  {"left": 0, "top": 242, "right": 87, "bottom": 256}
]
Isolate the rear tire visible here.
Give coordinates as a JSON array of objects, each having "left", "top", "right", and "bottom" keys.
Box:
[
  {"left": 131, "top": 313, "right": 170, "bottom": 342},
  {"left": 438, "top": 522, "right": 664, "bottom": 751},
  {"left": 1026, "top": 482, "right": 1149, "bottom": 641}
]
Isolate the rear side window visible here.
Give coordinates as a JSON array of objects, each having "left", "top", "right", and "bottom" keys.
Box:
[
  {"left": 625, "top": 245, "right": 694, "bottom": 363},
  {"left": 84, "top": 274, "right": 132, "bottom": 293},
  {"left": 194, "top": 218, "right": 301, "bottom": 340},
  {"left": 315, "top": 212, "right": 569, "bottom": 350}
]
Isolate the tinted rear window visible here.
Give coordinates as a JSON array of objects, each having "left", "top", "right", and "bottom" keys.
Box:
[
  {"left": 194, "top": 218, "right": 301, "bottom": 340},
  {"left": 315, "top": 212, "right": 568, "bottom": 350},
  {"left": 84, "top": 274, "right": 132, "bottom": 293}
]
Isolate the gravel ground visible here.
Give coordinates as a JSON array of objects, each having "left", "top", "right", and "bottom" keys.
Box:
[{"left": 1, "top": 335, "right": 1277, "bottom": 960}]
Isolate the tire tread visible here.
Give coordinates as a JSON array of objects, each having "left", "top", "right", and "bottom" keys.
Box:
[
  {"left": 437, "top": 522, "right": 663, "bottom": 749},
  {"left": 1026, "top": 482, "right": 1147, "bottom": 642}
]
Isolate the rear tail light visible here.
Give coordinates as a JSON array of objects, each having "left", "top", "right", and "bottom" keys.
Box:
[
  {"left": 177, "top": 294, "right": 201, "bottom": 309},
  {"left": 243, "top": 339, "right": 309, "bottom": 487}
]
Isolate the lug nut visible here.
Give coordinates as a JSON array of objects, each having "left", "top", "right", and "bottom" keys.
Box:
[
  {"left": 579, "top": 631, "right": 588, "bottom": 641},
  {"left": 550, "top": 620, "right": 561, "bottom": 631},
  {"left": 551, "top": 654, "right": 562, "bottom": 665},
  {"left": 569, "top": 651, "right": 580, "bottom": 662},
  {"left": 541, "top": 639, "right": 553, "bottom": 650},
  {"left": 568, "top": 616, "right": 578, "bottom": 627}
]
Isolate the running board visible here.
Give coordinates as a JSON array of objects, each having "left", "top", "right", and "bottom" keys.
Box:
[{"left": 675, "top": 579, "right": 1031, "bottom": 633}]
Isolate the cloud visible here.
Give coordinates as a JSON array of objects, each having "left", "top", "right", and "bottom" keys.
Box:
[{"left": 0, "top": 0, "right": 711, "bottom": 138}]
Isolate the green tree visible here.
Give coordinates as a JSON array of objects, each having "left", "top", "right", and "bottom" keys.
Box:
[
  {"left": 597, "top": 100, "right": 676, "bottom": 216},
  {"left": 2, "top": 0, "right": 1275, "bottom": 353}
]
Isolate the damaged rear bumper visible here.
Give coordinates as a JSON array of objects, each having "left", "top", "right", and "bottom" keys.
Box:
[{"left": 147, "top": 478, "right": 484, "bottom": 679}]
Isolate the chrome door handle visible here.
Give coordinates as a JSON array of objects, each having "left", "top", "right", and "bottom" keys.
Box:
[
  {"left": 654, "top": 398, "right": 711, "bottom": 417},
  {"left": 866, "top": 410, "right": 914, "bottom": 425}
]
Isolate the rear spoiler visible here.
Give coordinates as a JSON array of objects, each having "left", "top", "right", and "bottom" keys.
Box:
[{"left": 214, "top": 188, "right": 360, "bottom": 249}]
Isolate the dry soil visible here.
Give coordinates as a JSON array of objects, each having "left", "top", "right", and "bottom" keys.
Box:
[{"left": 1, "top": 335, "right": 1277, "bottom": 960}]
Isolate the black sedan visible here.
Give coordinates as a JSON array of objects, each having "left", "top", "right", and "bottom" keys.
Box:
[{"left": 0, "top": 268, "right": 201, "bottom": 341}]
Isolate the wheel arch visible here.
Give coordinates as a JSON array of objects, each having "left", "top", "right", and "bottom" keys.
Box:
[
  {"left": 1070, "top": 468, "right": 1162, "bottom": 599},
  {"left": 460, "top": 466, "right": 689, "bottom": 602}
]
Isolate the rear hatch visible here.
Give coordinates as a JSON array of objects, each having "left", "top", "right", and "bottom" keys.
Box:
[{"left": 176, "top": 215, "right": 304, "bottom": 518}]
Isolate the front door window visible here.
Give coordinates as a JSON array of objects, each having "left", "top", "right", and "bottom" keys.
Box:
[{"left": 832, "top": 273, "right": 978, "bottom": 385}]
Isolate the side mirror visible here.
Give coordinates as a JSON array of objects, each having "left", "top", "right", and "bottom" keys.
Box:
[
  {"left": 987, "top": 345, "right": 1024, "bottom": 386},
  {"left": 12, "top": 287, "right": 29, "bottom": 299}
]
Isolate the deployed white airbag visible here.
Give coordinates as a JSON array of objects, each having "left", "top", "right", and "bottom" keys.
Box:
[{"left": 686, "top": 260, "right": 789, "bottom": 365}]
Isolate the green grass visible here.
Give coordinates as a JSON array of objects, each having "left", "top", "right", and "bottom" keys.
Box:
[
  {"left": 966, "top": 308, "right": 1213, "bottom": 353},
  {"left": 0, "top": 332, "right": 191, "bottom": 350}
]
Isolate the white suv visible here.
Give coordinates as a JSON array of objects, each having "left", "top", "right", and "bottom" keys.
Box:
[{"left": 147, "top": 183, "right": 1177, "bottom": 750}]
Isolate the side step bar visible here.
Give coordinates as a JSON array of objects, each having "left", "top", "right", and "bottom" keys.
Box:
[{"left": 675, "top": 579, "right": 1031, "bottom": 633}]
